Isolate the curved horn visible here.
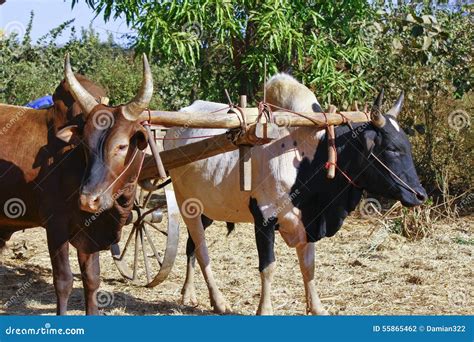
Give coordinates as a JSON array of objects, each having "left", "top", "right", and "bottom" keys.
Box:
[
  {"left": 386, "top": 91, "right": 404, "bottom": 118},
  {"left": 64, "top": 54, "right": 98, "bottom": 117},
  {"left": 122, "top": 54, "right": 154, "bottom": 121},
  {"left": 371, "top": 88, "right": 385, "bottom": 128}
]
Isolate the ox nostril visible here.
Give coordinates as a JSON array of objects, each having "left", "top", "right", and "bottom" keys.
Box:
[
  {"left": 80, "top": 192, "right": 101, "bottom": 212},
  {"left": 416, "top": 192, "right": 427, "bottom": 202},
  {"left": 89, "top": 195, "right": 100, "bottom": 209}
]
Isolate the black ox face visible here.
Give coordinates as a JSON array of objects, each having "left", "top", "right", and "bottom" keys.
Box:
[{"left": 359, "top": 90, "right": 427, "bottom": 207}]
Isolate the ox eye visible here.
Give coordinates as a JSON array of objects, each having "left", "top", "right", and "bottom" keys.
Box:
[{"left": 117, "top": 144, "right": 129, "bottom": 151}]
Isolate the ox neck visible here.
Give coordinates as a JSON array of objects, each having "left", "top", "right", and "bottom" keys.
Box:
[{"left": 333, "top": 123, "right": 377, "bottom": 189}]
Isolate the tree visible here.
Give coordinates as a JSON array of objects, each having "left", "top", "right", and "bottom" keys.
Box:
[{"left": 71, "top": 0, "right": 377, "bottom": 106}]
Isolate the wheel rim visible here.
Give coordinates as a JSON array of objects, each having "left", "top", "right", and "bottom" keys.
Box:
[{"left": 111, "top": 185, "right": 180, "bottom": 287}]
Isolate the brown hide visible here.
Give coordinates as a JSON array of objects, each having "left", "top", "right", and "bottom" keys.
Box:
[
  {"left": 52, "top": 73, "right": 107, "bottom": 129},
  {"left": 0, "top": 76, "right": 132, "bottom": 252},
  {"left": 0, "top": 62, "right": 150, "bottom": 314}
]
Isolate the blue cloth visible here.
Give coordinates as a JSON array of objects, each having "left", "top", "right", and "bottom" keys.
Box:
[{"left": 24, "top": 95, "right": 53, "bottom": 109}]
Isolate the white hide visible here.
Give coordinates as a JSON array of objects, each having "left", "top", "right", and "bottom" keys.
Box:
[
  {"left": 165, "top": 75, "right": 325, "bottom": 247},
  {"left": 388, "top": 117, "right": 400, "bottom": 132}
]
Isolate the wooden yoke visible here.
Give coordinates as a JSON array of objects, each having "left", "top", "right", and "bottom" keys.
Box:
[
  {"left": 326, "top": 105, "right": 337, "bottom": 179},
  {"left": 138, "top": 104, "right": 371, "bottom": 182}
]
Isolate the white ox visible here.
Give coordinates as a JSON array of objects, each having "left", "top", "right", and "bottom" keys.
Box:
[
  {"left": 164, "top": 73, "right": 427, "bottom": 315},
  {"left": 165, "top": 73, "right": 328, "bottom": 315}
]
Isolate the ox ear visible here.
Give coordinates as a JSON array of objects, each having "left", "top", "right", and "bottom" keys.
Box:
[
  {"left": 132, "top": 130, "right": 148, "bottom": 150},
  {"left": 56, "top": 125, "right": 81, "bottom": 144},
  {"left": 362, "top": 129, "right": 377, "bottom": 155}
]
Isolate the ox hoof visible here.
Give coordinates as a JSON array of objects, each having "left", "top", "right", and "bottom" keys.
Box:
[
  {"left": 181, "top": 287, "right": 198, "bottom": 307},
  {"left": 210, "top": 295, "right": 230, "bottom": 314},
  {"left": 256, "top": 306, "right": 274, "bottom": 316},
  {"left": 308, "top": 307, "right": 330, "bottom": 316}
]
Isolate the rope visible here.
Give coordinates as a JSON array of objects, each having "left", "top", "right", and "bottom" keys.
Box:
[
  {"left": 155, "top": 134, "right": 219, "bottom": 141},
  {"left": 369, "top": 152, "right": 423, "bottom": 196},
  {"left": 230, "top": 105, "right": 247, "bottom": 131},
  {"left": 100, "top": 148, "right": 145, "bottom": 197},
  {"left": 258, "top": 101, "right": 328, "bottom": 127},
  {"left": 324, "top": 161, "right": 361, "bottom": 188}
]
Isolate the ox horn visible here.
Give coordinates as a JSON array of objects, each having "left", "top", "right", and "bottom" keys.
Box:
[
  {"left": 122, "top": 54, "right": 154, "bottom": 121},
  {"left": 371, "top": 88, "right": 385, "bottom": 128},
  {"left": 64, "top": 54, "right": 98, "bottom": 117},
  {"left": 386, "top": 91, "right": 404, "bottom": 118}
]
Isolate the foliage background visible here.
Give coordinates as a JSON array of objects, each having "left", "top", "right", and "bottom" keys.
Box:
[{"left": 0, "top": 1, "right": 472, "bottom": 210}]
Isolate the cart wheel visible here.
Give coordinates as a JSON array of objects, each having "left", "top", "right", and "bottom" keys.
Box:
[{"left": 110, "top": 185, "right": 180, "bottom": 287}]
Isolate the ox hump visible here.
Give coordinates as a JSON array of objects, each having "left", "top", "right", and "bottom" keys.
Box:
[
  {"left": 265, "top": 73, "right": 320, "bottom": 113},
  {"left": 180, "top": 100, "right": 228, "bottom": 114}
]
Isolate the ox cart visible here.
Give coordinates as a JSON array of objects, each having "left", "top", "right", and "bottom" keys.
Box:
[{"left": 110, "top": 97, "right": 372, "bottom": 287}]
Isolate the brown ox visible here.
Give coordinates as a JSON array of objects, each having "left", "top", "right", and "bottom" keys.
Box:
[{"left": 0, "top": 54, "right": 153, "bottom": 315}]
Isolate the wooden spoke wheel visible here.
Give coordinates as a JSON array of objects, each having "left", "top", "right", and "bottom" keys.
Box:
[{"left": 110, "top": 184, "right": 180, "bottom": 287}]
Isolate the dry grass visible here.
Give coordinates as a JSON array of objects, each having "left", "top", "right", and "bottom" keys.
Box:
[{"left": 0, "top": 215, "right": 472, "bottom": 316}]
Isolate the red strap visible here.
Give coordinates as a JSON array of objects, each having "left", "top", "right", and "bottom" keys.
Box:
[{"left": 324, "top": 161, "right": 360, "bottom": 188}]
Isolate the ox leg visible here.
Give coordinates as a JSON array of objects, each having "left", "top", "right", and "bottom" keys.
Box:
[
  {"left": 182, "top": 215, "right": 230, "bottom": 314},
  {"left": 78, "top": 251, "right": 100, "bottom": 315},
  {"left": 0, "top": 231, "right": 14, "bottom": 254},
  {"left": 47, "top": 229, "right": 73, "bottom": 315},
  {"left": 181, "top": 215, "right": 213, "bottom": 306},
  {"left": 296, "top": 242, "right": 328, "bottom": 315},
  {"left": 250, "top": 198, "right": 276, "bottom": 315}
]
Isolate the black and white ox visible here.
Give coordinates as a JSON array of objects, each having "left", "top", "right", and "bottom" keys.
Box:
[{"left": 165, "top": 73, "right": 427, "bottom": 315}]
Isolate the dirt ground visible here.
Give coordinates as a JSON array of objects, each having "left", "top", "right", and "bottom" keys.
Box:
[{"left": 0, "top": 214, "right": 472, "bottom": 316}]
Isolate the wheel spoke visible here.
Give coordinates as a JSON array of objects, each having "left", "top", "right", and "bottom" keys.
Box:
[
  {"left": 145, "top": 221, "right": 168, "bottom": 236},
  {"left": 132, "top": 226, "right": 140, "bottom": 281},
  {"left": 140, "top": 226, "right": 152, "bottom": 284},
  {"left": 142, "top": 179, "right": 159, "bottom": 208},
  {"left": 143, "top": 224, "right": 163, "bottom": 266},
  {"left": 120, "top": 226, "right": 136, "bottom": 259},
  {"left": 113, "top": 184, "right": 179, "bottom": 287},
  {"left": 138, "top": 188, "right": 145, "bottom": 207}
]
